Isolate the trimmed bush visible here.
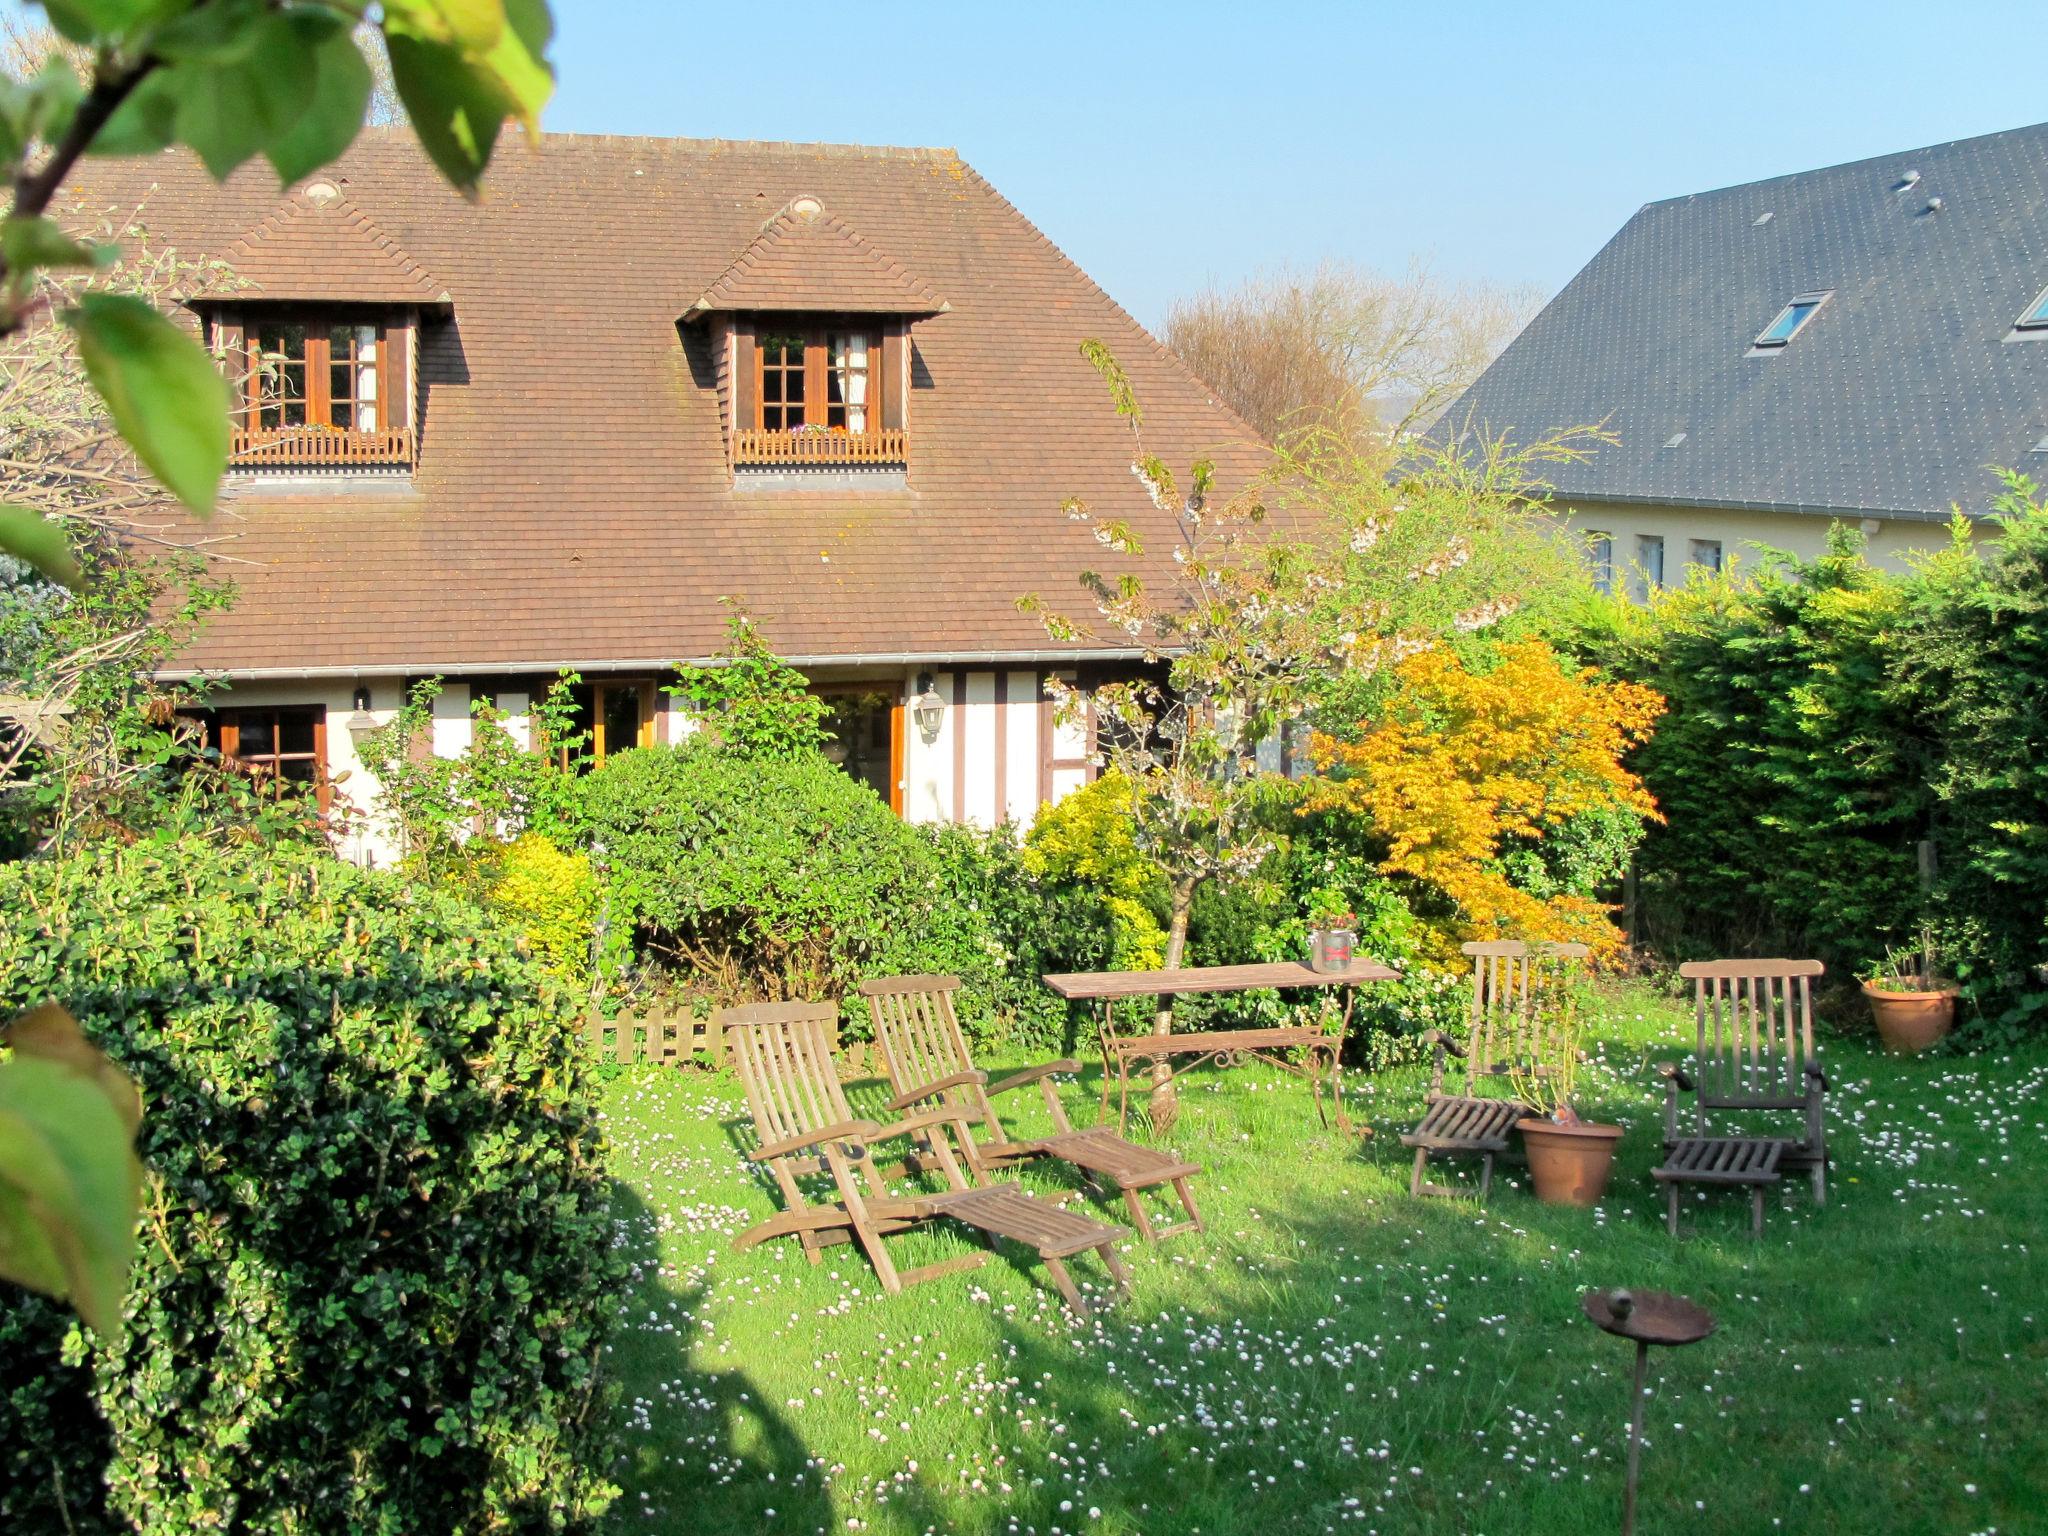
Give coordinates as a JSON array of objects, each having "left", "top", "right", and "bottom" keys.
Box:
[
  {"left": 581, "top": 743, "right": 1020, "bottom": 1041},
  {"left": 0, "top": 839, "right": 620, "bottom": 1534}
]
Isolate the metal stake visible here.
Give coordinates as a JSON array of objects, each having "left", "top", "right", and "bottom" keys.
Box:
[{"left": 1624, "top": 1338, "right": 1649, "bottom": 1536}]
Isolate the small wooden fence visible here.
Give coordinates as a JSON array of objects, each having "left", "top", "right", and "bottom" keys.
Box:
[
  {"left": 732, "top": 426, "right": 908, "bottom": 466},
  {"left": 582, "top": 1003, "right": 844, "bottom": 1067},
  {"left": 231, "top": 424, "right": 416, "bottom": 467}
]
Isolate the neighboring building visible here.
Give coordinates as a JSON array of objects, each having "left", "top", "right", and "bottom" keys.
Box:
[
  {"left": 1452, "top": 122, "right": 2048, "bottom": 591},
  {"left": 71, "top": 133, "right": 1261, "bottom": 863}
]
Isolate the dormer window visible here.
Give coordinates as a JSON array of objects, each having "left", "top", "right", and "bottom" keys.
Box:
[
  {"left": 744, "top": 322, "right": 893, "bottom": 460},
  {"left": 682, "top": 199, "right": 946, "bottom": 481},
  {"left": 221, "top": 310, "right": 414, "bottom": 468},
  {"left": 194, "top": 185, "right": 444, "bottom": 474},
  {"left": 2015, "top": 286, "right": 2048, "bottom": 331}
]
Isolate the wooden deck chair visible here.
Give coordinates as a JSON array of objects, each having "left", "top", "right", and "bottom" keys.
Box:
[
  {"left": 1652, "top": 959, "right": 1828, "bottom": 1238},
  {"left": 861, "top": 975, "right": 1204, "bottom": 1243},
  {"left": 1401, "top": 939, "right": 1591, "bottom": 1201},
  {"left": 721, "top": 1000, "right": 1131, "bottom": 1316}
]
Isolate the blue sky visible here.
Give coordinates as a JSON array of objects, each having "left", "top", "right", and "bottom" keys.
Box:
[{"left": 540, "top": 0, "right": 2048, "bottom": 325}]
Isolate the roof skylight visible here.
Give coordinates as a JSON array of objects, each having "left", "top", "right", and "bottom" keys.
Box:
[
  {"left": 2016, "top": 286, "right": 2048, "bottom": 330},
  {"left": 1753, "top": 292, "right": 1831, "bottom": 350}
]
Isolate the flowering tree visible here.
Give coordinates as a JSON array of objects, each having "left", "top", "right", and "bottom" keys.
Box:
[{"left": 1022, "top": 343, "right": 1603, "bottom": 1111}]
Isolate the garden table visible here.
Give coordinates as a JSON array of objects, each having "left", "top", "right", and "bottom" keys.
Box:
[{"left": 1040, "top": 958, "right": 1400, "bottom": 1136}]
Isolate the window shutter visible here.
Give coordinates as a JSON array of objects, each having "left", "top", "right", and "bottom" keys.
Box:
[
  {"left": 214, "top": 317, "right": 247, "bottom": 421},
  {"left": 387, "top": 313, "right": 413, "bottom": 438},
  {"left": 733, "top": 315, "right": 757, "bottom": 432},
  {"left": 880, "top": 323, "right": 907, "bottom": 431}
]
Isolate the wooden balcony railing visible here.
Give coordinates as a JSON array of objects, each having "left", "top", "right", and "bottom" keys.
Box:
[
  {"left": 231, "top": 425, "right": 416, "bottom": 468},
  {"left": 733, "top": 427, "right": 908, "bottom": 467}
]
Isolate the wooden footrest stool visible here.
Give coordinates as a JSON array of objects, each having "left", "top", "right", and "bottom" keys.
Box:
[
  {"left": 925, "top": 1184, "right": 1131, "bottom": 1314},
  {"left": 1399, "top": 1095, "right": 1525, "bottom": 1201},
  {"left": 1652, "top": 1136, "right": 1790, "bottom": 1238},
  {"left": 1031, "top": 1128, "right": 1204, "bottom": 1242}
]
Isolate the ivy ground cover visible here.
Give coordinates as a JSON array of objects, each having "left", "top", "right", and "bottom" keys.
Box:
[{"left": 599, "top": 984, "right": 2046, "bottom": 1535}]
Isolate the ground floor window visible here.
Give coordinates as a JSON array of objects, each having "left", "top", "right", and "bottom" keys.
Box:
[
  {"left": 819, "top": 687, "right": 902, "bottom": 812},
  {"left": 206, "top": 704, "right": 329, "bottom": 812}
]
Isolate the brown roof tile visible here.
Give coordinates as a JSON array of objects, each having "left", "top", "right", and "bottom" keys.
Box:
[
  {"left": 685, "top": 200, "right": 946, "bottom": 318},
  {"left": 191, "top": 184, "right": 449, "bottom": 304},
  {"left": 69, "top": 133, "right": 1266, "bottom": 677}
]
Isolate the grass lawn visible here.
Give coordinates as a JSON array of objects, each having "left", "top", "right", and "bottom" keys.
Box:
[{"left": 598, "top": 982, "right": 2046, "bottom": 1535}]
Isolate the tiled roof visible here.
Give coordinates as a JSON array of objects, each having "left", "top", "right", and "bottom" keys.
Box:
[
  {"left": 66, "top": 133, "right": 1262, "bottom": 676},
  {"left": 191, "top": 186, "right": 449, "bottom": 305},
  {"left": 684, "top": 201, "right": 947, "bottom": 317},
  {"left": 1451, "top": 121, "right": 2048, "bottom": 521}
]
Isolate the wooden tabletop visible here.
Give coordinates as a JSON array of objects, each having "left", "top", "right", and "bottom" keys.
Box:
[{"left": 1041, "top": 958, "right": 1401, "bottom": 1001}]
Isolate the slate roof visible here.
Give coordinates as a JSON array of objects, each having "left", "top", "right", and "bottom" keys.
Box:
[
  {"left": 1451, "top": 121, "right": 2048, "bottom": 522},
  {"left": 67, "top": 132, "right": 1260, "bottom": 677},
  {"left": 683, "top": 203, "right": 947, "bottom": 317}
]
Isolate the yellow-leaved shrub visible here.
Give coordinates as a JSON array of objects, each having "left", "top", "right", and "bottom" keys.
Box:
[
  {"left": 1304, "top": 640, "right": 1665, "bottom": 965},
  {"left": 487, "top": 832, "right": 601, "bottom": 986}
]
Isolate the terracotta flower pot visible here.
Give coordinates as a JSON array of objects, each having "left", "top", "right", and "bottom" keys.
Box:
[
  {"left": 1862, "top": 980, "right": 1957, "bottom": 1054},
  {"left": 1516, "top": 1118, "right": 1624, "bottom": 1206}
]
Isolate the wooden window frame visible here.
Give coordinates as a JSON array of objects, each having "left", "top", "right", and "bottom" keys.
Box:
[
  {"left": 215, "top": 305, "right": 415, "bottom": 468},
  {"left": 213, "top": 704, "right": 330, "bottom": 814},
  {"left": 747, "top": 318, "right": 892, "bottom": 435},
  {"left": 590, "top": 679, "right": 657, "bottom": 763},
  {"left": 237, "top": 311, "right": 390, "bottom": 431},
  {"left": 812, "top": 682, "right": 904, "bottom": 815}
]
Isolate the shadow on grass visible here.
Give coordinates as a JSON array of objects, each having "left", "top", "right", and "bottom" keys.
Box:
[{"left": 605, "top": 1178, "right": 961, "bottom": 1533}]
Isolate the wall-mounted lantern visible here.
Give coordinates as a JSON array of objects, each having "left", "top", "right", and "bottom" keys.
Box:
[
  {"left": 346, "top": 684, "right": 377, "bottom": 742},
  {"left": 911, "top": 671, "right": 946, "bottom": 744}
]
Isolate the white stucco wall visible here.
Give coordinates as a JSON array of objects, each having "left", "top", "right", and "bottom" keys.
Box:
[{"left": 1562, "top": 501, "right": 1993, "bottom": 592}]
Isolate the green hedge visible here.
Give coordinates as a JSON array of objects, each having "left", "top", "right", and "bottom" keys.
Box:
[
  {"left": 581, "top": 744, "right": 1030, "bottom": 1042},
  {"left": 0, "top": 840, "right": 621, "bottom": 1534},
  {"left": 1588, "top": 491, "right": 2048, "bottom": 1039}
]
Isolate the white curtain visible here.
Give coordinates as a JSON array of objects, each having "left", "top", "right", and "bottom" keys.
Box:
[
  {"left": 356, "top": 324, "right": 379, "bottom": 432},
  {"left": 834, "top": 331, "right": 869, "bottom": 432}
]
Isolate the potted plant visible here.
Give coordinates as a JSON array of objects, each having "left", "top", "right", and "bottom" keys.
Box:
[
  {"left": 1860, "top": 941, "right": 1958, "bottom": 1053},
  {"left": 1511, "top": 976, "right": 1624, "bottom": 1206},
  {"left": 1306, "top": 888, "right": 1356, "bottom": 974}
]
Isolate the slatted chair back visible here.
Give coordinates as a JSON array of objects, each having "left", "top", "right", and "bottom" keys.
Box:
[
  {"left": 720, "top": 1000, "right": 902, "bottom": 1204},
  {"left": 1677, "top": 958, "right": 1824, "bottom": 1115},
  {"left": 1460, "top": 940, "right": 1591, "bottom": 1081},
  {"left": 862, "top": 975, "right": 1013, "bottom": 1148}
]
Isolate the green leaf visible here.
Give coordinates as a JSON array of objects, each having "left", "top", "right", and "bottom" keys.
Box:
[
  {"left": 382, "top": 0, "right": 508, "bottom": 52},
  {"left": 168, "top": 11, "right": 318, "bottom": 180},
  {"left": 384, "top": 0, "right": 552, "bottom": 192},
  {"left": 263, "top": 10, "right": 374, "bottom": 185},
  {"left": 0, "top": 216, "right": 104, "bottom": 272},
  {"left": 148, "top": 0, "right": 267, "bottom": 63},
  {"left": 0, "top": 506, "right": 83, "bottom": 586},
  {"left": 66, "top": 293, "right": 230, "bottom": 516},
  {"left": 0, "top": 57, "right": 86, "bottom": 164},
  {"left": 40, "top": 0, "right": 188, "bottom": 47},
  {"left": 0, "top": 1006, "right": 144, "bottom": 1336},
  {"left": 87, "top": 69, "right": 181, "bottom": 157}
]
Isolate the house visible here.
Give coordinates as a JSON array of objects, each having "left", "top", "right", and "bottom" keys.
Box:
[
  {"left": 70, "top": 133, "right": 1263, "bottom": 863},
  {"left": 1451, "top": 122, "right": 2048, "bottom": 592}
]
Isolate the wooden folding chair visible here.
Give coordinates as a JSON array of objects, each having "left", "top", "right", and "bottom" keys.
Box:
[
  {"left": 1400, "top": 940, "right": 1590, "bottom": 1201},
  {"left": 1652, "top": 958, "right": 1828, "bottom": 1238},
  {"left": 721, "top": 1000, "right": 1131, "bottom": 1316},
  {"left": 861, "top": 975, "right": 1204, "bottom": 1243}
]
